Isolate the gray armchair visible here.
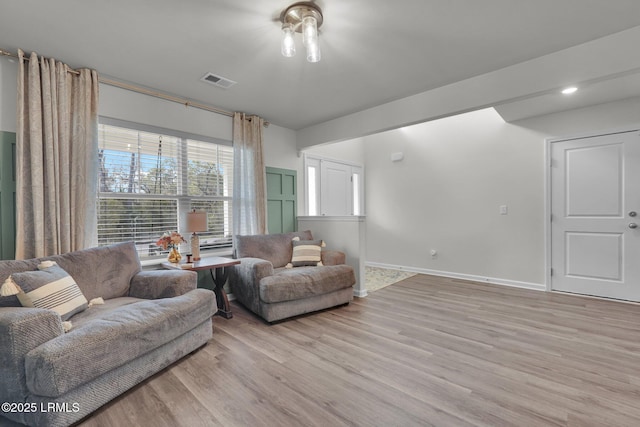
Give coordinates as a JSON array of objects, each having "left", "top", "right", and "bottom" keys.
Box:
[
  {"left": 0, "top": 242, "right": 216, "bottom": 427},
  {"left": 230, "top": 231, "right": 355, "bottom": 322}
]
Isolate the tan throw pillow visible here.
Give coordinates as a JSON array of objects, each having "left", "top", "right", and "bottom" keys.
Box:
[{"left": 287, "top": 237, "right": 326, "bottom": 268}]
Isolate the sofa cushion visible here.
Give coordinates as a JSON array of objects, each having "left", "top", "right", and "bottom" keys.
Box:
[
  {"left": 0, "top": 242, "right": 141, "bottom": 306},
  {"left": 24, "top": 288, "right": 216, "bottom": 397},
  {"left": 10, "top": 261, "right": 88, "bottom": 321},
  {"left": 69, "top": 296, "right": 144, "bottom": 329},
  {"left": 235, "top": 230, "right": 313, "bottom": 268},
  {"left": 290, "top": 238, "right": 324, "bottom": 267},
  {"left": 259, "top": 265, "right": 355, "bottom": 303},
  {"left": 48, "top": 242, "right": 142, "bottom": 301}
]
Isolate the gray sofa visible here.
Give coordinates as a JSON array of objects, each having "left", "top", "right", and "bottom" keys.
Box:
[
  {"left": 230, "top": 231, "right": 355, "bottom": 322},
  {"left": 0, "top": 242, "right": 216, "bottom": 427}
]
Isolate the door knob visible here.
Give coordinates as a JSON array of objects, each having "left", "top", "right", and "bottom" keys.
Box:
[
  {"left": 630, "top": 211, "right": 637, "bottom": 217},
  {"left": 629, "top": 223, "right": 638, "bottom": 229}
]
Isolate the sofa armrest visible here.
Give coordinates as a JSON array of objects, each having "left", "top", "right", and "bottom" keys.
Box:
[
  {"left": 229, "top": 257, "right": 274, "bottom": 315},
  {"left": 321, "top": 250, "right": 346, "bottom": 266},
  {"left": 129, "top": 270, "right": 197, "bottom": 299},
  {"left": 233, "top": 257, "right": 275, "bottom": 283},
  {"left": 0, "top": 308, "right": 63, "bottom": 406}
]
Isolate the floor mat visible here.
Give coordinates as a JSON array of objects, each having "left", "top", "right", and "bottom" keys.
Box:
[{"left": 365, "top": 266, "right": 417, "bottom": 292}]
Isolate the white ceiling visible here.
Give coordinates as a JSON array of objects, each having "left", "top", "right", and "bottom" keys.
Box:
[{"left": 1, "top": 0, "right": 640, "bottom": 130}]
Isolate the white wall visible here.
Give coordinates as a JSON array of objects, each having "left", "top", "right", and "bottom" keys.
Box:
[
  {"left": 99, "top": 84, "right": 232, "bottom": 141},
  {"left": 512, "top": 96, "right": 640, "bottom": 137},
  {"left": 263, "top": 124, "right": 298, "bottom": 169},
  {"left": 364, "top": 99, "right": 640, "bottom": 288},
  {"left": 303, "top": 138, "right": 365, "bottom": 165},
  {"left": 364, "top": 108, "right": 545, "bottom": 287}
]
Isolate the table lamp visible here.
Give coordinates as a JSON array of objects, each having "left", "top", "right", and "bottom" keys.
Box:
[{"left": 185, "top": 210, "right": 207, "bottom": 261}]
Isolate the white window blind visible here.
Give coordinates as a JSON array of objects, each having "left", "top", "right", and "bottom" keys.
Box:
[
  {"left": 97, "top": 122, "right": 233, "bottom": 258},
  {"left": 183, "top": 139, "right": 234, "bottom": 250}
]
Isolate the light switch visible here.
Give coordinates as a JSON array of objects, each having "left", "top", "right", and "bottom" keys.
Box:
[{"left": 499, "top": 205, "right": 508, "bottom": 215}]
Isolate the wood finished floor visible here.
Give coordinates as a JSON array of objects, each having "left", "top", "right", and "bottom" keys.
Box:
[{"left": 78, "top": 274, "right": 640, "bottom": 427}]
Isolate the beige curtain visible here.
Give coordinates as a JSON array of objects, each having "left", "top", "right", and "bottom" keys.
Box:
[
  {"left": 16, "top": 50, "right": 99, "bottom": 259},
  {"left": 233, "top": 112, "right": 267, "bottom": 236}
]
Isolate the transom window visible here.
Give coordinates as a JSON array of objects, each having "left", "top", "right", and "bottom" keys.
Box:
[{"left": 97, "top": 120, "right": 233, "bottom": 258}]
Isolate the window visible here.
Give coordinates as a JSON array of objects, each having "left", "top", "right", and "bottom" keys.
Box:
[
  {"left": 97, "top": 121, "right": 233, "bottom": 258},
  {"left": 306, "top": 157, "right": 321, "bottom": 216},
  {"left": 304, "top": 154, "right": 364, "bottom": 216},
  {"left": 308, "top": 165, "right": 318, "bottom": 215},
  {"left": 352, "top": 171, "right": 361, "bottom": 216}
]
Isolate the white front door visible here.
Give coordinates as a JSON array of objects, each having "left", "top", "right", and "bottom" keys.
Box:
[
  {"left": 321, "top": 160, "right": 352, "bottom": 216},
  {"left": 551, "top": 131, "right": 640, "bottom": 301}
]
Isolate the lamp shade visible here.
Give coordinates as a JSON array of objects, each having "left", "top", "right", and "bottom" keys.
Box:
[{"left": 186, "top": 211, "right": 207, "bottom": 233}]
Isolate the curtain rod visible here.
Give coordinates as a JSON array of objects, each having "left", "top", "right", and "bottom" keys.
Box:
[{"left": 0, "top": 48, "right": 269, "bottom": 127}]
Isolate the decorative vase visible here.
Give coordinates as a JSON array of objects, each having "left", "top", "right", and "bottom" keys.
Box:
[{"left": 167, "top": 246, "right": 182, "bottom": 263}]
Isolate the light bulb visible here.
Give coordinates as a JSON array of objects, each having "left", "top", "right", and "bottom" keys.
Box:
[
  {"left": 302, "top": 15, "right": 318, "bottom": 48},
  {"left": 306, "top": 40, "right": 321, "bottom": 63},
  {"left": 281, "top": 24, "right": 296, "bottom": 57}
]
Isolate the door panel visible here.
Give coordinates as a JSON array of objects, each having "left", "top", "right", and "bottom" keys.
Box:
[
  {"left": 565, "top": 232, "right": 622, "bottom": 281},
  {"left": 266, "top": 167, "right": 297, "bottom": 234},
  {"left": 566, "top": 144, "right": 622, "bottom": 217},
  {"left": 551, "top": 131, "right": 640, "bottom": 301},
  {"left": 267, "top": 199, "right": 284, "bottom": 234}
]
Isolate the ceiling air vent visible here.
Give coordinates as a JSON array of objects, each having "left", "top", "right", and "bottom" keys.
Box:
[{"left": 200, "top": 72, "right": 237, "bottom": 89}]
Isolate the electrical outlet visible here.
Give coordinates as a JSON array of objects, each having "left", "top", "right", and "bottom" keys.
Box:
[{"left": 430, "top": 249, "right": 437, "bottom": 259}]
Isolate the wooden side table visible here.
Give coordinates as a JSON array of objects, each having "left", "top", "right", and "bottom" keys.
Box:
[{"left": 162, "top": 256, "right": 240, "bottom": 319}]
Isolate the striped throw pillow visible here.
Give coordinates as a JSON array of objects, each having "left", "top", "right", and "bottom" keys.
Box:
[
  {"left": 9, "top": 261, "right": 88, "bottom": 320},
  {"left": 290, "top": 238, "right": 325, "bottom": 267}
]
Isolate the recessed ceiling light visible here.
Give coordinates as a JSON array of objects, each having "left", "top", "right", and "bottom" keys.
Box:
[{"left": 561, "top": 86, "right": 578, "bottom": 95}]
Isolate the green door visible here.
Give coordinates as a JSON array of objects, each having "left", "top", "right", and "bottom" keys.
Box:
[
  {"left": 266, "top": 167, "right": 297, "bottom": 234},
  {"left": 0, "top": 131, "right": 16, "bottom": 260}
]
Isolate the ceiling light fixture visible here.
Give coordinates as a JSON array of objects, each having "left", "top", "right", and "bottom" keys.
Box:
[
  {"left": 280, "top": 2, "right": 323, "bottom": 63},
  {"left": 561, "top": 86, "right": 578, "bottom": 95}
]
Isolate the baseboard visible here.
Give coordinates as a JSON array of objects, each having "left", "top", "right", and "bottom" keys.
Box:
[
  {"left": 353, "top": 288, "right": 368, "bottom": 298},
  {"left": 365, "top": 262, "right": 546, "bottom": 292}
]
